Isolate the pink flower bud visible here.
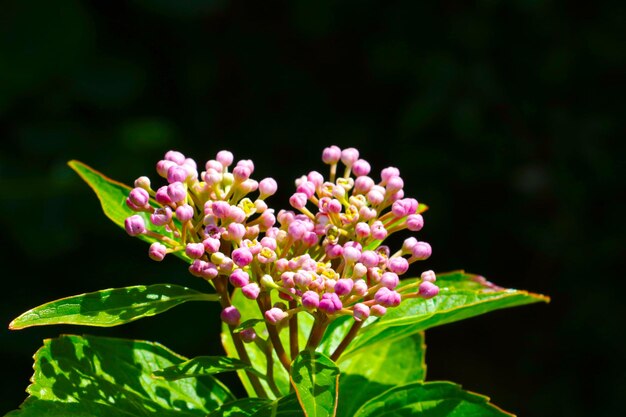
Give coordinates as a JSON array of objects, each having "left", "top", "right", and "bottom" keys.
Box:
[
  {"left": 167, "top": 165, "right": 188, "bottom": 184},
  {"left": 242, "top": 283, "right": 260, "bottom": 300},
  {"left": 410, "top": 241, "right": 432, "bottom": 260},
  {"left": 288, "top": 220, "right": 308, "bottom": 240},
  {"left": 418, "top": 281, "right": 439, "bottom": 299},
  {"left": 307, "top": 171, "right": 324, "bottom": 187},
  {"left": 221, "top": 306, "right": 241, "bottom": 326},
  {"left": 211, "top": 201, "right": 230, "bottom": 219},
  {"left": 232, "top": 247, "right": 253, "bottom": 267},
  {"left": 240, "top": 179, "right": 258, "bottom": 194},
  {"left": 155, "top": 186, "right": 172, "bottom": 205},
  {"left": 228, "top": 206, "right": 246, "bottom": 223},
  {"left": 340, "top": 147, "right": 359, "bottom": 167},
  {"left": 176, "top": 204, "right": 194, "bottom": 222},
  {"left": 259, "top": 210, "right": 276, "bottom": 230},
  {"left": 367, "top": 189, "right": 385, "bottom": 205},
  {"left": 371, "top": 222, "right": 388, "bottom": 240},
  {"left": 334, "top": 278, "right": 354, "bottom": 296},
  {"left": 325, "top": 243, "right": 344, "bottom": 259},
  {"left": 318, "top": 293, "right": 343, "bottom": 314},
  {"left": 296, "top": 181, "right": 316, "bottom": 199},
  {"left": 353, "top": 279, "right": 368, "bottom": 296},
  {"left": 354, "top": 176, "right": 375, "bottom": 194},
  {"left": 343, "top": 246, "right": 361, "bottom": 263},
  {"left": 259, "top": 178, "right": 278, "bottom": 198},
  {"left": 387, "top": 257, "right": 409, "bottom": 275},
  {"left": 370, "top": 304, "right": 387, "bottom": 317},
  {"left": 239, "top": 328, "right": 256, "bottom": 343},
  {"left": 189, "top": 260, "right": 218, "bottom": 279},
  {"left": 229, "top": 269, "right": 250, "bottom": 287},
  {"left": 289, "top": 192, "right": 308, "bottom": 210},
  {"left": 355, "top": 222, "right": 371, "bottom": 238},
  {"left": 406, "top": 214, "right": 424, "bottom": 231},
  {"left": 167, "top": 182, "right": 187, "bottom": 203},
  {"left": 128, "top": 187, "right": 150, "bottom": 209},
  {"left": 359, "top": 206, "right": 377, "bottom": 221},
  {"left": 149, "top": 242, "right": 167, "bottom": 261},
  {"left": 352, "top": 159, "right": 371, "bottom": 177},
  {"left": 206, "top": 160, "right": 223, "bottom": 172},
  {"left": 301, "top": 291, "right": 320, "bottom": 309},
  {"left": 380, "top": 272, "right": 400, "bottom": 289},
  {"left": 125, "top": 215, "right": 146, "bottom": 236},
  {"left": 360, "top": 250, "right": 379, "bottom": 268},
  {"left": 402, "top": 237, "right": 418, "bottom": 253},
  {"left": 150, "top": 206, "right": 172, "bottom": 226},
  {"left": 216, "top": 150, "right": 234, "bottom": 167},
  {"left": 386, "top": 176, "right": 404, "bottom": 193},
  {"left": 227, "top": 223, "right": 246, "bottom": 243},
  {"left": 303, "top": 231, "right": 319, "bottom": 247},
  {"left": 374, "top": 287, "right": 401, "bottom": 307},
  {"left": 294, "top": 272, "right": 313, "bottom": 288},
  {"left": 185, "top": 242, "right": 205, "bottom": 259},
  {"left": 265, "top": 307, "right": 288, "bottom": 325},
  {"left": 380, "top": 167, "right": 400, "bottom": 184},
  {"left": 353, "top": 303, "right": 370, "bottom": 321},
  {"left": 202, "top": 237, "right": 220, "bottom": 253},
  {"left": 353, "top": 263, "right": 368, "bottom": 278},
  {"left": 134, "top": 176, "right": 151, "bottom": 190},
  {"left": 233, "top": 165, "right": 251, "bottom": 182},
  {"left": 156, "top": 159, "right": 177, "bottom": 178},
  {"left": 322, "top": 145, "right": 341, "bottom": 164},
  {"left": 421, "top": 270, "right": 437, "bottom": 282},
  {"left": 165, "top": 150, "right": 186, "bottom": 164}
]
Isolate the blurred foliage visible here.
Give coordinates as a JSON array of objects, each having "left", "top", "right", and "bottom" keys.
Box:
[{"left": 0, "top": 0, "right": 624, "bottom": 416}]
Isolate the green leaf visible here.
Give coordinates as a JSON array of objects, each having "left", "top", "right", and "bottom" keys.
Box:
[
  {"left": 206, "top": 398, "right": 272, "bottom": 417},
  {"left": 342, "top": 270, "right": 549, "bottom": 359},
  {"left": 336, "top": 332, "right": 427, "bottom": 417},
  {"left": 153, "top": 356, "right": 260, "bottom": 380},
  {"left": 6, "top": 334, "right": 235, "bottom": 416},
  {"left": 10, "top": 284, "right": 218, "bottom": 329},
  {"left": 290, "top": 350, "right": 340, "bottom": 417},
  {"left": 67, "top": 160, "right": 190, "bottom": 262},
  {"left": 250, "top": 394, "right": 305, "bottom": 417},
  {"left": 353, "top": 381, "right": 514, "bottom": 417}
]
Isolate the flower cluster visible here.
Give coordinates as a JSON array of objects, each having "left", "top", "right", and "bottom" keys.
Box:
[{"left": 124, "top": 146, "right": 439, "bottom": 335}]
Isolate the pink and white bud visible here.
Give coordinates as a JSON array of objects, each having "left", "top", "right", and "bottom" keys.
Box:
[
  {"left": 340, "top": 147, "right": 359, "bottom": 166},
  {"left": 296, "top": 181, "right": 316, "bottom": 199},
  {"left": 402, "top": 237, "right": 418, "bottom": 254},
  {"left": 134, "top": 176, "right": 151, "bottom": 190},
  {"left": 367, "top": 189, "right": 385, "bottom": 206},
  {"left": 164, "top": 150, "right": 186, "bottom": 165},
  {"left": 370, "top": 221, "right": 388, "bottom": 240},
  {"left": 167, "top": 182, "right": 187, "bottom": 203},
  {"left": 227, "top": 223, "right": 246, "bottom": 243},
  {"left": 370, "top": 304, "right": 387, "bottom": 317},
  {"left": 421, "top": 270, "right": 437, "bottom": 282},
  {"left": 185, "top": 242, "right": 205, "bottom": 259},
  {"left": 352, "top": 159, "right": 371, "bottom": 177},
  {"left": 229, "top": 269, "right": 250, "bottom": 287},
  {"left": 221, "top": 306, "right": 241, "bottom": 326},
  {"left": 353, "top": 263, "right": 368, "bottom": 278},
  {"left": 301, "top": 291, "right": 320, "bottom": 310},
  {"left": 151, "top": 206, "right": 172, "bottom": 226},
  {"left": 233, "top": 165, "right": 251, "bottom": 182},
  {"left": 265, "top": 307, "right": 288, "bottom": 325},
  {"left": 418, "top": 281, "right": 439, "bottom": 299},
  {"left": 167, "top": 165, "right": 188, "bottom": 184},
  {"left": 334, "top": 278, "right": 354, "bottom": 296},
  {"left": 294, "top": 272, "right": 313, "bottom": 288},
  {"left": 380, "top": 272, "right": 400, "bottom": 289},
  {"left": 227, "top": 206, "right": 246, "bottom": 223},
  {"left": 189, "top": 260, "right": 218, "bottom": 279},
  {"left": 342, "top": 246, "right": 361, "bottom": 263},
  {"left": 128, "top": 187, "right": 150, "bottom": 209},
  {"left": 289, "top": 192, "right": 308, "bottom": 210},
  {"left": 355, "top": 222, "right": 371, "bottom": 239},
  {"left": 231, "top": 247, "right": 253, "bottom": 267},
  {"left": 380, "top": 167, "right": 400, "bottom": 184},
  {"left": 125, "top": 215, "right": 146, "bottom": 236},
  {"left": 410, "top": 241, "right": 432, "bottom": 260},
  {"left": 288, "top": 220, "right": 308, "bottom": 240},
  {"left": 176, "top": 204, "right": 194, "bottom": 222},
  {"left": 352, "top": 279, "right": 368, "bottom": 296},
  {"left": 374, "top": 287, "right": 402, "bottom": 307},
  {"left": 149, "top": 242, "right": 167, "bottom": 261},
  {"left": 156, "top": 159, "right": 177, "bottom": 178},
  {"left": 239, "top": 179, "right": 258, "bottom": 194},
  {"left": 307, "top": 171, "right": 324, "bottom": 188},
  {"left": 387, "top": 257, "right": 409, "bottom": 275},
  {"left": 325, "top": 243, "right": 344, "bottom": 259},
  {"left": 353, "top": 303, "right": 370, "bottom": 322},
  {"left": 360, "top": 250, "right": 379, "bottom": 268},
  {"left": 216, "top": 150, "right": 234, "bottom": 167},
  {"left": 202, "top": 237, "right": 220, "bottom": 253},
  {"left": 322, "top": 145, "right": 341, "bottom": 164},
  {"left": 259, "top": 178, "right": 278, "bottom": 198},
  {"left": 257, "top": 247, "right": 277, "bottom": 264},
  {"left": 241, "top": 283, "right": 261, "bottom": 300},
  {"left": 354, "top": 176, "right": 375, "bottom": 194},
  {"left": 406, "top": 213, "right": 424, "bottom": 231},
  {"left": 318, "top": 293, "right": 343, "bottom": 314}
]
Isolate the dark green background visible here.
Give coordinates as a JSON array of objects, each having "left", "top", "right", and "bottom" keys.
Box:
[{"left": 1, "top": 1, "right": 623, "bottom": 416}]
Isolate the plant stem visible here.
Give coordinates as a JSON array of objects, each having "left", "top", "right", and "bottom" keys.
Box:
[
  {"left": 330, "top": 320, "right": 363, "bottom": 361},
  {"left": 289, "top": 300, "right": 299, "bottom": 360},
  {"left": 305, "top": 314, "right": 329, "bottom": 350},
  {"left": 258, "top": 294, "right": 291, "bottom": 373},
  {"left": 255, "top": 338, "right": 282, "bottom": 398},
  {"left": 215, "top": 278, "right": 267, "bottom": 398}
]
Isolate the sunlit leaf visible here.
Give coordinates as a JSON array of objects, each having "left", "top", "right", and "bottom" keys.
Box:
[
  {"left": 6, "top": 334, "right": 234, "bottom": 416},
  {"left": 67, "top": 160, "right": 190, "bottom": 262},
  {"left": 153, "top": 356, "right": 259, "bottom": 380},
  {"left": 290, "top": 351, "right": 340, "bottom": 417},
  {"left": 353, "top": 381, "right": 514, "bottom": 417},
  {"left": 206, "top": 398, "right": 272, "bottom": 417},
  {"left": 336, "top": 332, "right": 426, "bottom": 417},
  {"left": 250, "top": 394, "right": 305, "bottom": 417},
  {"left": 10, "top": 284, "right": 218, "bottom": 329},
  {"left": 342, "top": 270, "right": 549, "bottom": 359}
]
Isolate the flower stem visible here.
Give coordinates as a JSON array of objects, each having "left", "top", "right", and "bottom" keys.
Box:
[
  {"left": 258, "top": 294, "right": 291, "bottom": 372},
  {"left": 305, "top": 314, "right": 329, "bottom": 350},
  {"left": 289, "top": 300, "right": 299, "bottom": 360},
  {"left": 330, "top": 320, "right": 363, "bottom": 361}
]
